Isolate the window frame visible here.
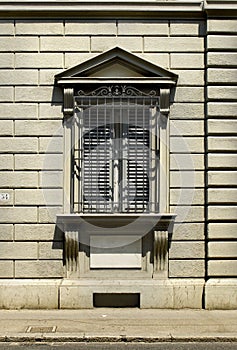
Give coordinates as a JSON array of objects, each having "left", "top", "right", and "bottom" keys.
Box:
[{"left": 72, "top": 85, "right": 160, "bottom": 214}]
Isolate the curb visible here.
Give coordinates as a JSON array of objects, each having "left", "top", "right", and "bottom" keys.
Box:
[{"left": 1, "top": 334, "right": 237, "bottom": 343}]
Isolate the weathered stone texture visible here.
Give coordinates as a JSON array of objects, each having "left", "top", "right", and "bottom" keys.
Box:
[
  {"left": 15, "top": 53, "right": 64, "bottom": 68},
  {"left": 169, "top": 260, "right": 205, "bottom": 278},
  {"left": 0, "top": 242, "right": 37, "bottom": 259},
  {"left": 66, "top": 20, "right": 117, "bottom": 35},
  {"left": 16, "top": 20, "right": 64, "bottom": 35},
  {"left": 15, "top": 224, "right": 62, "bottom": 241},
  {"left": 15, "top": 261, "right": 64, "bottom": 278}
]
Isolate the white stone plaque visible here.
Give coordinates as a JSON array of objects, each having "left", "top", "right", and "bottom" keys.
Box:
[{"left": 90, "top": 235, "right": 142, "bottom": 268}]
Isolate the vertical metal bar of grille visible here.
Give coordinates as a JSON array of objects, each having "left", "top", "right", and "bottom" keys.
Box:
[{"left": 75, "top": 91, "right": 158, "bottom": 214}]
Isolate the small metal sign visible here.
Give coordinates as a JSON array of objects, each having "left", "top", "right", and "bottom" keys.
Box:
[{"left": 0, "top": 193, "right": 10, "bottom": 201}]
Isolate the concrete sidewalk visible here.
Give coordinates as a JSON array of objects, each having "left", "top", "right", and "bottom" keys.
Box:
[{"left": 0, "top": 309, "right": 236, "bottom": 343}]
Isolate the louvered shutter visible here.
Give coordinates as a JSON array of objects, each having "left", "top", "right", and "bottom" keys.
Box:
[{"left": 74, "top": 91, "right": 158, "bottom": 214}]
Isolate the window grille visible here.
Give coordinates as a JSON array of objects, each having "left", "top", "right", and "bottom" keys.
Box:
[{"left": 72, "top": 85, "right": 159, "bottom": 214}]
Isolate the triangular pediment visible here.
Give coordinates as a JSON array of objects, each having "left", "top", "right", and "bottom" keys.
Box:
[{"left": 55, "top": 47, "right": 178, "bottom": 82}]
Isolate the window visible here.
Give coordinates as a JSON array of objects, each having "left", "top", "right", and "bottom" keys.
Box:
[{"left": 73, "top": 85, "right": 159, "bottom": 214}]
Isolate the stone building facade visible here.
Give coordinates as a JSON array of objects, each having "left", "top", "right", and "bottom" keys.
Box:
[{"left": 0, "top": 0, "right": 236, "bottom": 309}]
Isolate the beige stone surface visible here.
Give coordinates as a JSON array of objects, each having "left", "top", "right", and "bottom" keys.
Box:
[
  {"left": 0, "top": 121, "right": 13, "bottom": 136},
  {"left": 208, "top": 171, "right": 237, "bottom": 186},
  {"left": 39, "top": 137, "right": 63, "bottom": 153},
  {"left": 91, "top": 36, "right": 143, "bottom": 52},
  {"left": 66, "top": 20, "right": 116, "bottom": 35},
  {"left": 15, "top": 189, "right": 63, "bottom": 206},
  {"left": 170, "top": 170, "right": 204, "bottom": 188},
  {"left": 208, "top": 19, "right": 237, "bottom": 33},
  {"left": 0, "top": 87, "right": 13, "bottom": 101},
  {"left": 118, "top": 21, "right": 168, "bottom": 36},
  {"left": 208, "top": 206, "right": 237, "bottom": 220},
  {"left": 138, "top": 53, "right": 169, "bottom": 68},
  {"left": 0, "top": 53, "right": 14, "bottom": 68},
  {"left": 15, "top": 223, "right": 62, "bottom": 241},
  {"left": 208, "top": 119, "right": 237, "bottom": 134},
  {"left": 170, "top": 154, "right": 204, "bottom": 170},
  {"left": 0, "top": 155, "right": 14, "bottom": 170},
  {"left": 39, "top": 103, "right": 62, "bottom": 119},
  {"left": 15, "top": 261, "right": 64, "bottom": 278},
  {"left": 16, "top": 20, "right": 64, "bottom": 35},
  {"left": 0, "top": 242, "right": 37, "bottom": 259},
  {"left": 15, "top": 154, "right": 63, "bottom": 170},
  {"left": 170, "top": 205, "right": 204, "bottom": 223},
  {"left": 208, "top": 242, "right": 237, "bottom": 258},
  {"left": 205, "top": 279, "right": 237, "bottom": 309},
  {"left": 172, "top": 222, "right": 204, "bottom": 240},
  {"left": 208, "top": 35, "right": 237, "bottom": 49},
  {"left": 208, "top": 188, "right": 237, "bottom": 203},
  {"left": 174, "top": 87, "right": 204, "bottom": 103},
  {"left": 169, "top": 241, "right": 204, "bottom": 259},
  {"left": 144, "top": 37, "right": 203, "bottom": 52},
  {"left": 39, "top": 242, "right": 63, "bottom": 259},
  {"left": 0, "top": 261, "right": 13, "bottom": 278},
  {"left": 39, "top": 69, "right": 63, "bottom": 85},
  {"left": 172, "top": 70, "right": 204, "bottom": 86},
  {"left": 171, "top": 119, "right": 204, "bottom": 135},
  {"left": 0, "top": 37, "right": 39, "bottom": 52},
  {"left": 208, "top": 69, "right": 237, "bottom": 83},
  {"left": 64, "top": 52, "right": 98, "bottom": 69},
  {"left": 60, "top": 279, "right": 204, "bottom": 309},
  {"left": 170, "top": 103, "right": 204, "bottom": 119},
  {"left": 171, "top": 53, "right": 204, "bottom": 68},
  {"left": 0, "top": 70, "right": 38, "bottom": 85},
  {"left": 15, "top": 53, "right": 64, "bottom": 68},
  {"left": 0, "top": 171, "right": 38, "bottom": 188},
  {"left": 38, "top": 206, "right": 63, "bottom": 223},
  {"left": 15, "top": 120, "right": 62, "bottom": 137},
  {"left": 170, "top": 21, "right": 204, "bottom": 36},
  {"left": 41, "top": 37, "right": 90, "bottom": 52},
  {"left": 208, "top": 137, "right": 237, "bottom": 151},
  {"left": 39, "top": 171, "right": 63, "bottom": 188},
  {"left": 208, "top": 86, "right": 237, "bottom": 100},
  {"left": 170, "top": 188, "right": 204, "bottom": 205},
  {"left": 169, "top": 260, "right": 205, "bottom": 278},
  {"left": 208, "top": 223, "right": 237, "bottom": 239},
  {"left": 0, "top": 224, "right": 13, "bottom": 240},
  {"left": 0, "top": 103, "right": 38, "bottom": 119},
  {"left": 170, "top": 137, "right": 204, "bottom": 153},
  {"left": 15, "top": 87, "right": 62, "bottom": 103},
  {"left": 0, "top": 279, "right": 60, "bottom": 309},
  {"left": 208, "top": 102, "right": 237, "bottom": 116},
  {"left": 0, "top": 20, "right": 14, "bottom": 35},
  {"left": 208, "top": 260, "right": 237, "bottom": 277},
  {"left": 208, "top": 52, "right": 237, "bottom": 67},
  {"left": 208, "top": 154, "right": 237, "bottom": 169},
  {"left": 0, "top": 207, "right": 37, "bottom": 223},
  {"left": 0, "top": 137, "right": 38, "bottom": 153}
]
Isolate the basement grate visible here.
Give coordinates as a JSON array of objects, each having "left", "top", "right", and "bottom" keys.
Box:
[{"left": 26, "top": 326, "right": 57, "bottom": 333}]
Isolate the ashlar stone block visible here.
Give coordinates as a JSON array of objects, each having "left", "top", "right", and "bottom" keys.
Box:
[
  {"left": 15, "top": 261, "right": 64, "bottom": 278},
  {"left": 205, "top": 279, "right": 237, "bottom": 310},
  {"left": 15, "top": 223, "right": 62, "bottom": 241},
  {"left": 0, "top": 224, "right": 13, "bottom": 240},
  {"left": 208, "top": 223, "right": 237, "bottom": 239},
  {"left": 208, "top": 102, "right": 237, "bottom": 117},
  {"left": 0, "top": 207, "right": 37, "bottom": 223},
  {"left": 0, "top": 242, "right": 37, "bottom": 259},
  {"left": 0, "top": 53, "right": 14, "bottom": 68},
  {"left": 15, "top": 53, "right": 64, "bottom": 69},
  {"left": 16, "top": 20, "right": 64, "bottom": 35},
  {"left": 65, "top": 20, "right": 116, "bottom": 35},
  {"left": 0, "top": 280, "right": 60, "bottom": 309}
]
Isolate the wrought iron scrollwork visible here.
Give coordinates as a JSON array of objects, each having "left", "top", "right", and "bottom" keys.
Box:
[{"left": 77, "top": 85, "right": 157, "bottom": 97}]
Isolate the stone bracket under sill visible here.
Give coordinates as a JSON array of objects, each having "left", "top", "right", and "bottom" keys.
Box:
[{"left": 57, "top": 213, "right": 176, "bottom": 278}]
